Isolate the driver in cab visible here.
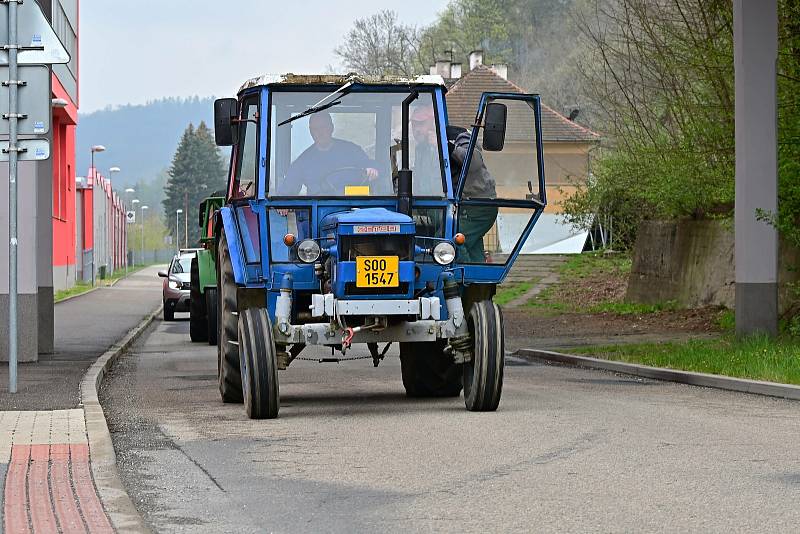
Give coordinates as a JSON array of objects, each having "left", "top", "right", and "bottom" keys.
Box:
[{"left": 277, "top": 112, "right": 379, "bottom": 196}]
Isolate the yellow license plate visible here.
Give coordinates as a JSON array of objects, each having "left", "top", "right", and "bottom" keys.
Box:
[{"left": 356, "top": 256, "right": 399, "bottom": 288}]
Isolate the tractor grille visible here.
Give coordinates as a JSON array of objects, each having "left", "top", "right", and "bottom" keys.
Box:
[{"left": 339, "top": 235, "right": 413, "bottom": 262}]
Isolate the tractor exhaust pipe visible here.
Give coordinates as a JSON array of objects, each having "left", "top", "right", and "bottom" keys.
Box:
[{"left": 398, "top": 90, "right": 419, "bottom": 217}]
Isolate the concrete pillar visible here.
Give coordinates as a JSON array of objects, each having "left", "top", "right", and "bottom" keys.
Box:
[
  {"left": 1, "top": 161, "right": 39, "bottom": 362},
  {"left": 37, "top": 130, "right": 54, "bottom": 354},
  {"left": 734, "top": 0, "right": 779, "bottom": 336}
]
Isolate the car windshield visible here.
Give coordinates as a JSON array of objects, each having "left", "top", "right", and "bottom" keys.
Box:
[
  {"left": 269, "top": 89, "right": 445, "bottom": 198},
  {"left": 170, "top": 255, "right": 193, "bottom": 274}
]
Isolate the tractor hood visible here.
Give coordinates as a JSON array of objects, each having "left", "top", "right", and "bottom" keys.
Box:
[{"left": 320, "top": 208, "right": 415, "bottom": 237}]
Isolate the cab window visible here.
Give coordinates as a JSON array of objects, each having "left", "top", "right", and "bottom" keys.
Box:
[{"left": 230, "top": 96, "right": 259, "bottom": 199}]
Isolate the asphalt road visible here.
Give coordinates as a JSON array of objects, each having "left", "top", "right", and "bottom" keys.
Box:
[{"left": 101, "top": 316, "right": 800, "bottom": 533}]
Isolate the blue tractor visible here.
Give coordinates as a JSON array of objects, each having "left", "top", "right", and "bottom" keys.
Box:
[{"left": 212, "top": 73, "right": 546, "bottom": 418}]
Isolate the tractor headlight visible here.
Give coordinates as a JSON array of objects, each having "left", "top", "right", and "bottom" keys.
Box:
[
  {"left": 297, "top": 239, "right": 321, "bottom": 263},
  {"left": 432, "top": 242, "right": 456, "bottom": 265}
]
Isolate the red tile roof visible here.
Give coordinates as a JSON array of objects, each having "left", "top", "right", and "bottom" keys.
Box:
[{"left": 445, "top": 65, "right": 600, "bottom": 143}]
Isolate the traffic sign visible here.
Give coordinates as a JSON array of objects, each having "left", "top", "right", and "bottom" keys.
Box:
[
  {"left": 0, "top": 65, "right": 50, "bottom": 135},
  {"left": 126, "top": 210, "right": 136, "bottom": 224},
  {"left": 0, "top": 0, "right": 70, "bottom": 65},
  {"left": 0, "top": 139, "right": 49, "bottom": 161}
]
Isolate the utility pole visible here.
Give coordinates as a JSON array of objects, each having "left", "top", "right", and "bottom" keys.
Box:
[{"left": 7, "top": 0, "right": 19, "bottom": 392}]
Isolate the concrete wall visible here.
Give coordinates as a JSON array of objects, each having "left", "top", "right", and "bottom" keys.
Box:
[{"left": 627, "top": 219, "right": 799, "bottom": 313}]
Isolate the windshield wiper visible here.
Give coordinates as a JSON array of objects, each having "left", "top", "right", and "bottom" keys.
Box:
[{"left": 278, "top": 80, "right": 355, "bottom": 127}]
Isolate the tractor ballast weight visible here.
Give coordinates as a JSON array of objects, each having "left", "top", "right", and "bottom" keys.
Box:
[{"left": 212, "top": 73, "right": 547, "bottom": 418}]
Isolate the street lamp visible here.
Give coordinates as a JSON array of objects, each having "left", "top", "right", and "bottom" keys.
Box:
[
  {"left": 176, "top": 209, "right": 184, "bottom": 253},
  {"left": 124, "top": 188, "right": 136, "bottom": 270},
  {"left": 89, "top": 145, "right": 105, "bottom": 176},
  {"left": 141, "top": 205, "right": 149, "bottom": 266},
  {"left": 89, "top": 145, "right": 106, "bottom": 287}
]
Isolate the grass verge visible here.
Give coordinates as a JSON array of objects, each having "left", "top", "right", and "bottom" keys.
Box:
[
  {"left": 54, "top": 264, "right": 154, "bottom": 303},
  {"left": 495, "top": 280, "right": 536, "bottom": 306},
  {"left": 572, "top": 335, "right": 800, "bottom": 385},
  {"left": 525, "top": 251, "right": 633, "bottom": 313}
]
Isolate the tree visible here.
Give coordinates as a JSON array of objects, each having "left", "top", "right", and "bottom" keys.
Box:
[
  {"left": 334, "top": 10, "right": 425, "bottom": 76},
  {"left": 163, "top": 122, "right": 226, "bottom": 246}
]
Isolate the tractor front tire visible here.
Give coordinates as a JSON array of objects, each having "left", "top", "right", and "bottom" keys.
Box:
[
  {"left": 463, "top": 300, "right": 504, "bottom": 412},
  {"left": 399, "top": 341, "right": 462, "bottom": 398},
  {"left": 189, "top": 257, "right": 208, "bottom": 342},
  {"left": 217, "top": 233, "right": 243, "bottom": 403},
  {"left": 239, "top": 308, "right": 280, "bottom": 419},
  {"left": 206, "top": 287, "right": 218, "bottom": 346}
]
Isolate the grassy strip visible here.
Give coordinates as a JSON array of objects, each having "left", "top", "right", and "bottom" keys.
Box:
[
  {"left": 572, "top": 335, "right": 800, "bottom": 385},
  {"left": 525, "top": 251, "right": 635, "bottom": 313},
  {"left": 54, "top": 264, "right": 154, "bottom": 303},
  {"left": 495, "top": 280, "right": 536, "bottom": 306}
]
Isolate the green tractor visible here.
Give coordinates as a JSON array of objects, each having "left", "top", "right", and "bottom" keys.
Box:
[{"left": 190, "top": 195, "right": 225, "bottom": 344}]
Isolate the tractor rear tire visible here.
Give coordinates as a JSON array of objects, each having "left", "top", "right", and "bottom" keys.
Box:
[
  {"left": 399, "top": 341, "right": 462, "bottom": 398},
  {"left": 189, "top": 257, "right": 208, "bottom": 342},
  {"left": 238, "top": 308, "right": 280, "bottom": 419},
  {"left": 206, "top": 287, "right": 218, "bottom": 346},
  {"left": 463, "top": 300, "right": 504, "bottom": 412},
  {"left": 217, "top": 233, "right": 243, "bottom": 403}
]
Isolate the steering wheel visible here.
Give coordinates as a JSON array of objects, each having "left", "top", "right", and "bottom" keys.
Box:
[{"left": 321, "top": 166, "right": 370, "bottom": 194}]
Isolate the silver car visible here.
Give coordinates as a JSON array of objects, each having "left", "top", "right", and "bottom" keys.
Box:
[{"left": 158, "top": 253, "right": 194, "bottom": 321}]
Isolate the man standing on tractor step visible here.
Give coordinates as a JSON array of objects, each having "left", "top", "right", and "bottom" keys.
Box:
[{"left": 409, "top": 107, "right": 498, "bottom": 262}]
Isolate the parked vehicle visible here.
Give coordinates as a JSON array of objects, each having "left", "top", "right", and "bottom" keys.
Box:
[
  {"left": 158, "top": 252, "right": 195, "bottom": 321},
  {"left": 189, "top": 195, "right": 225, "bottom": 344},
  {"left": 212, "top": 73, "right": 547, "bottom": 418}
]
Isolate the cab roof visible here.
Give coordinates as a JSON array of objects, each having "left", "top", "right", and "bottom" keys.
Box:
[{"left": 238, "top": 73, "right": 447, "bottom": 94}]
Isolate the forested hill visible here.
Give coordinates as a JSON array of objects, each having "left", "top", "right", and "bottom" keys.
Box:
[{"left": 76, "top": 96, "right": 215, "bottom": 188}]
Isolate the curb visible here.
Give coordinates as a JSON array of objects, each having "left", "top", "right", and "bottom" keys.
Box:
[
  {"left": 79, "top": 304, "right": 163, "bottom": 534},
  {"left": 516, "top": 348, "right": 800, "bottom": 401}
]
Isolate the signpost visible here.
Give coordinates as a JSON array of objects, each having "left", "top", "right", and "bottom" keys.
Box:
[
  {"left": 126, "top": 210, "right": 135, "bottom": 224},
  {"left": 4, "top": 0, "right": 69, "bottom": 393}
]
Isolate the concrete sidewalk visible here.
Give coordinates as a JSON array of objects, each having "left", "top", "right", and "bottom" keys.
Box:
[
  {"left": 0, "top": 266, "right": 163, "bottom": 410},
  {"left": 0, "top": 266, "right": 162, "bottom": 533}
]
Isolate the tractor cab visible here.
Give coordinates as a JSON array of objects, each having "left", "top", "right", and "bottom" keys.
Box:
[{"left": 212, "top": 74, "right": 546, "bottom": 419}]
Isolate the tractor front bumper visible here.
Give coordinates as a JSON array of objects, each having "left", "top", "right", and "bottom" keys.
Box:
[{"left": 272, "top": 292, "right": 467, "bottom": 346}]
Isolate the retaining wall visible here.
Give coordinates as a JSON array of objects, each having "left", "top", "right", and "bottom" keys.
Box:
[{"left": 626, "top": 219, "right": 798, "bottom": 313}]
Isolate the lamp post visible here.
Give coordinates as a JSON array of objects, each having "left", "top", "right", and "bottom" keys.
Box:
[
  {"left": 130, "top": 197, "right": 139, "bottom": 269},
  {"left": 176, "top": 209, "right": 183, "bottom": 253},
  {"left": 141, "top": 205, "right": 149, "bottom": 266},
  {"left": 124, "top": 188, "right": 135, "bottom": 270},
  {"left": 89, "top": 145, "right": 105, "bottom": 175},
  {"left": 89, "top": 146, "right": 106, "bottom": 286}
]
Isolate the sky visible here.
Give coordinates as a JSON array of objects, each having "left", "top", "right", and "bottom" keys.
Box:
[{"left": 79, "top": 0, "right": 447, "bottom": 113}]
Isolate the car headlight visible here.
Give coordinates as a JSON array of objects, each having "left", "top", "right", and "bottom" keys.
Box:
[
  {"left": 297, "top": 239, "right": 321, "bottom": 263},
  {"left": 168, "top": 280, "right": 181, "bottom": 289},
  {"left": 432, "top": 242, "right": 456, "bottom": 265}
]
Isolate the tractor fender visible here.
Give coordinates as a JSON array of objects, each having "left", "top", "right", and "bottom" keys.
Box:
[
  {"left": 196, "top": 248, "right": 218, "bottom": 293},
  {"left": 219, "top": 206, "right": 248, "bottom": 286}
]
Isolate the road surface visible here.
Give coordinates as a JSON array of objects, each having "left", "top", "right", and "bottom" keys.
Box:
[{"left": 101, "top": 316, "right": 800, "bottom": 533}]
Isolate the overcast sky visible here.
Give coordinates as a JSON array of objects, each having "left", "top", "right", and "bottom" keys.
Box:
[{"left": 79, "top": 0, "right": 447, "bottom": 113}]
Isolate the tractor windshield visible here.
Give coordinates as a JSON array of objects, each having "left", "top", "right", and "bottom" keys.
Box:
[{"left": 269, "top": 89, "right": 445, "bottom": 198}]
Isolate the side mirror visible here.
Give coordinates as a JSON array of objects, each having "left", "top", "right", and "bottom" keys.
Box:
[
  {"left": 482, "top": 102, "right": 507, "bottom": 152},
  {"left": 214, "top": 98, "right": 238, "bottom": 146},
  {"left": 157, "top": 270, "right": 168, "bottom": 278}
]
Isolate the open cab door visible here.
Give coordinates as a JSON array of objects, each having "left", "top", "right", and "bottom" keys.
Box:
[{"left": 452, "top": 93, "right": 546, "bottom": 283}]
